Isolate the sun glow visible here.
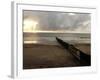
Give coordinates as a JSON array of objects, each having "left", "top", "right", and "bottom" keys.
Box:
[
  {"left": 68, "top": 13, "right": 76, "bottom": 16},
  {"left": 23, "top": 19, "right": 38, "bottom": 32}
]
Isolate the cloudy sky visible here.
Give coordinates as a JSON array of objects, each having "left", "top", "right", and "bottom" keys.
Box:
[{"left": 23, "top": 10, "right": 91, "bottom": 33}]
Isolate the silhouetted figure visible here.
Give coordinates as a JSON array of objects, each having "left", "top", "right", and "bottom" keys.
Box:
[{"left": 56, "top": 37, "right": 91, "bottom": 66}]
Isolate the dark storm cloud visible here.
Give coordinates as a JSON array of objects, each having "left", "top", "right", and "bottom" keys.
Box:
[{"left": 23, "top": 10, "right": 91, "bottom": 32}]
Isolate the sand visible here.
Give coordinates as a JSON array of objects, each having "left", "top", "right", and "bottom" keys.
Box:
[{"left": 23, "top": 44, "right": 90, "bottom": 69}]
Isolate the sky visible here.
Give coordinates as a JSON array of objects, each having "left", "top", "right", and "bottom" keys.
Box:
[{"left": 23, "top": 10, "right": 91, "bottom": 33}]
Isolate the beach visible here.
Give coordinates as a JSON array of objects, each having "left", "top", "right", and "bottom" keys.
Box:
[{"left": 23, "top": 43, "right": 90, "bottom": 69}]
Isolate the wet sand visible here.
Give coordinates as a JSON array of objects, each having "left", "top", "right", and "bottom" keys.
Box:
[{"left": 23, "top": 44, "right": 90, "bottom": 69}]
